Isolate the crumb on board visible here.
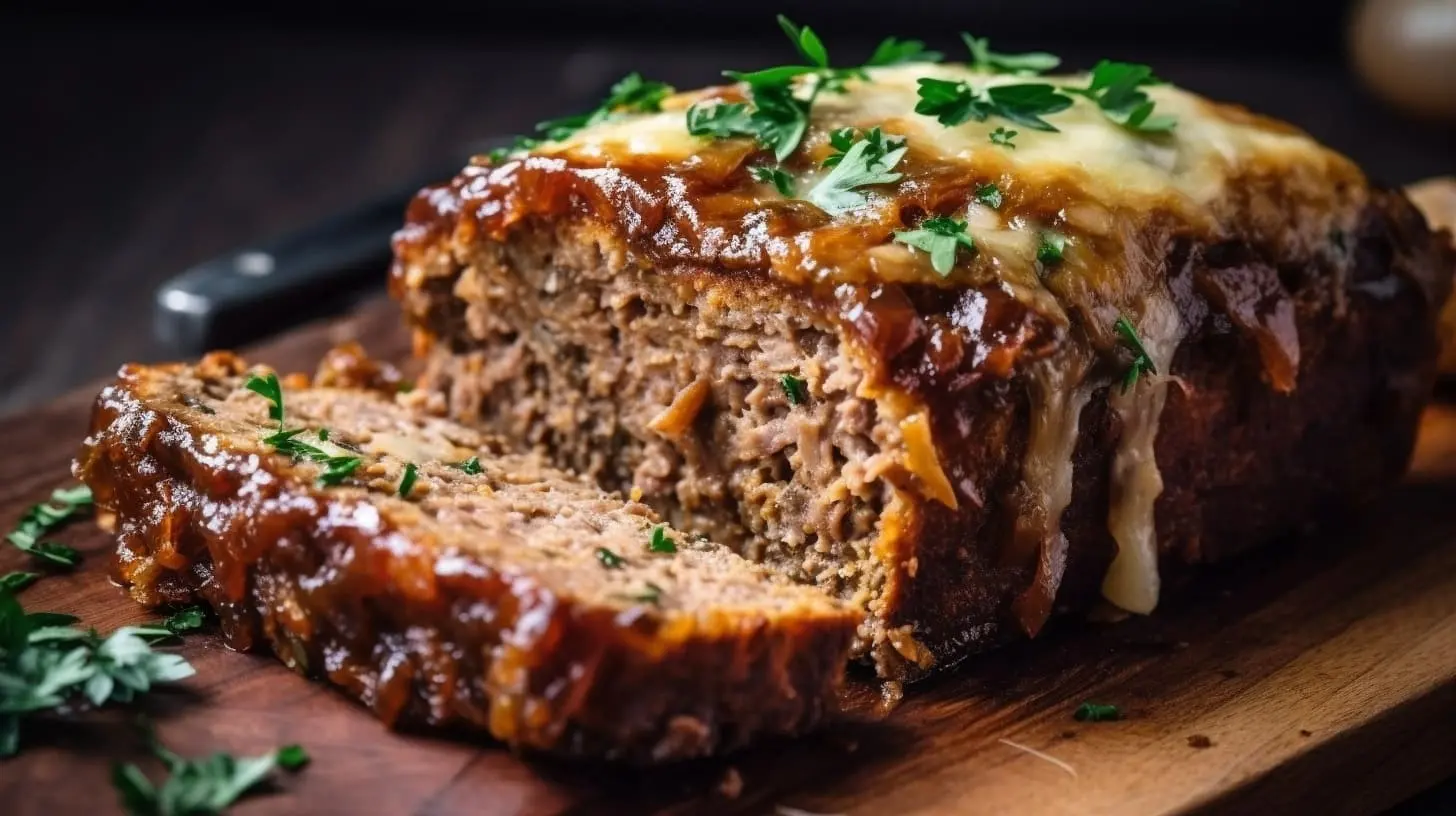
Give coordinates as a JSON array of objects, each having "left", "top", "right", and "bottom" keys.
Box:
[
  {"left": 1218, "top": 668, "right": 1239, "bottom": 679},
  {"left": 1299, "top": 729, "right": 1313, "bottom": 738},
  {"left": 1187, "top": 734, "right": 1214, "bottom": 749},
  {"left": 1060, "top": 730, "right": 1077, "bottom": 740},
  {"left": 717, "top": 767, "right": 743, "bottom": 800}
]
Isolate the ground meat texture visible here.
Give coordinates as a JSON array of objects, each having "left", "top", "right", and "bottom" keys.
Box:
[{"left": 74, "top": 352, "right": 859, "bottom": 762}]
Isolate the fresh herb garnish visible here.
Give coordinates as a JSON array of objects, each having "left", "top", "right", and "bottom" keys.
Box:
[
  {"left": 779, "top": 374, "right": 809, "bottom": 406},
  {"left": 452, "top": 457, "right": 483, "bottom": 475},
  {"left": 990, "top": 127, "right": 1018, "bottom": 148},
  {"left": 1073, "top": 702, "right": 1123, "bottom": 722},
  {"left": 0, "top": 572, "right": 38, "bottom": 593},
  {"left": 113, "top": 734, "right": 309, "bottom": 816},
  {"left": 1068, "top": 60, "right": 1176, "bottom": 133},
  {"left": 243, "top": 373, "right": 285, "bottom": 428},
  {"left": 595, "top": 547, "right": 625, "bottom": 569},
  {"left": 1114, "top": 317, "right": 1157, "bottom": 393},
  {"left": 1036, "top": 231, "right": 1067, "bottom": 266},
  {"left": 0, "top": 590, "right": 195, "bottom": 757},
  {"left": 535, "top": 72, "right": 676, "bottom": 142},
  {"left": 316, "top": 456, "right": 362, "bottom": 487},
  {"left": 914, "top": 77, "right": 1072, "bottom": 132},
  {"left": 622, "top": 582, "right": 664, "bottom": 607},
  {"left": 962, "top": 33, "right": 1061, "bottom": 75},
  {"left": 259, "top": 429, "right": 361, "bottom": 487},
  {"left": 806, "top": 127, "right": 907, "bottom": 213},
  {"left": 162, "top": 606, "right": 208, "bottom": 635},
  {"left": 649, "top": 526, "right": 677, "bottom": 554},
  {"left": 975, "top": 183, "right": 1003, "bottom": 209},
  {"left": 866, "top": 37, "right": 943, "bottom": 67},
  {"left": 749, "top": 165, "right": 796, "bottom": 196},
  {"left": 894, "top": 216, "right": 976, "bottom": 276},
  {"left": 397, "top": 463, "right": 419, "bottom": 498},
  {"left": 6, "top": 485, "right": 92, "bottom": 570}
]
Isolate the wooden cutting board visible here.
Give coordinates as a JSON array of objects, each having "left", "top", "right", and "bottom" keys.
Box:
[{"left": 2, "top": 298, "right": 1455, "bottom": 816}]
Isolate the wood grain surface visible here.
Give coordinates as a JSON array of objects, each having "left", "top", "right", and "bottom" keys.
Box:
[{"left": 1, "top": 297, "right": 1454, "bottom": 815}]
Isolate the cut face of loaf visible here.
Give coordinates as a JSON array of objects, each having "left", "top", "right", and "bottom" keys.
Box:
[
  {"left": 392, "top": 65, "right": 1452, "bottom": 679},
  {"left": 74, "top": 352, "right": 859, "bottom": 761}
]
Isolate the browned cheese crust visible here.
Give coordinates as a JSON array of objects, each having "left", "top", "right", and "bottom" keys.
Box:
[
  {"left": 391, "top": 67, "right": 1454, "bottom": 678},
  {"left": 74, "top": 352, "right": 859, "bottom": 761}
]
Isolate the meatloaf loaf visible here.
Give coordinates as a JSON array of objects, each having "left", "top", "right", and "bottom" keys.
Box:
[
  {"left": 391, "top": 59, "right": 1454, "bottom": 679},
  {"left": 74, "top": 351, "right": 859, "bottom": 761}
]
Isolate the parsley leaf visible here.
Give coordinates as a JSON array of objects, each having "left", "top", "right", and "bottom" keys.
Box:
[
  {"left": 822, "top": 127, "right": 858, "bottom": 166},
  {"left": 1114, "top": 316, "right": 1158, "bottom": 393},
  {"left": 649, "top": 526, "right": 677, "bottom": 554},
  {"left": 595, "top": 547, "right": 625, "bottom": 569},
  {"left": 914, "top": 79, "right": 1071, "bottom": 131},
  {"left": 316, "top": 456, "right": 361, "bottom": 487},
  {"left": 621, "top": 582, "right": 665, "bottom": 607},
  {"left": 975, "top": 183, "right": 1003, "bottom": 209},
  {"left": 452, "top": 457, "right": 483, "bottom": 475},
  {"left": 749, "top": 165, "right": 796, "bottom": 196},
  {"left": 779, "top": 374, "right": 809, "bottom": 406},
  {"left": 990, "top": 127, "right": 1018, "bottom": 148},
  {"left": 6, "top": 485, "right": 93, "bottom": 570},
  {"left": 163, "top": 606, "right": 208, "bottom": 635},
  {"left": 687, "top": 83, "right": 813, "bottom": 162},
  {"left": 536, "top": 72, "right": 675, "bottom": 143},
  {"left": 397, "top": 463, "right": 419, "bottom": 498},
  {"left": 962, "top": 32, "right": 1061, "bottom": 75},
  {"left": 867, "top": 37, "right": 943, "bottom": 67},
  {"left": 1037, "top": 231, "right": 1067, "bottom": 266},
  {"left": 113, "top": 736, "right": 309, "bottom": 816},
  {"left": 778, "top": 14, "right": 828, "bottom": 68},
  {"left": 806, "top": 127, "right": 907, "bottom": 214},
  {"left": 894, "top": 216, "right": 977, "bottom": 276},
  {"left": 1070, "top": 60, "right": 1177, "bottom": 133},
  {"left": 244, "top": 373, "right": 284, "bottom": 428},
  {"left": 0, "top": 572, "right": 38, "bottom": 594},
  {"left": 1074, "top": 701, "right": 1123, "bottom": 722}
]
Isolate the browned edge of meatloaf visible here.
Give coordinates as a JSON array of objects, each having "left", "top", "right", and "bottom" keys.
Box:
[
  {"left": 74, "top": 354, "right": 857, "bottom": 762},
  {"left": 394, "top": 164, "right": 1451, "bottom": 680}
]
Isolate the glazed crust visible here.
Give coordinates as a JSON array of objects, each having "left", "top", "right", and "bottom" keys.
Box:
[{"left": 74, "top": 354, "right": 857, "bottom": 761}]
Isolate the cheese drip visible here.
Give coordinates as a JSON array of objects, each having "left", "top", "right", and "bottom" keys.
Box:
[
  {"left": 1008, "top": 349, "right": 1094, "bottom": 636},
  {"left": 1101, "top": 292, "right": 1185, "bottom": 613}
]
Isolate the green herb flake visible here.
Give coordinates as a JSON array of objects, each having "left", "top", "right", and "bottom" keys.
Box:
[
  {"left": 244, "top": 372, "right": 285, "bottom": 427},
  {"left": 6, "top": 485, "right": 93, "bottom": 570},
  {"left": 779, "top": 374, "right": 809, "bottom": 406},
  {"left": 316, "top": 456, "right": 362, "bottom": 487},
  {"left": 894, "top": 216, "right": 976, "bottom": 276},
  {"left": 163, "top": 606, "right": 209, "bottom": 635},
  {"left": 1036, "top": 231, "right": 1067, "bottom": 266},
  {"left": 990, "top": 127, "right": 1018, "bottom": 148},
  {"left": 535, "top": 72, "right": 676, "bottom": 144},
  {"left": 806, "top": 127, "right": 907, "bottom": 214},
  {"left": 452, "top": 457, "right": 484, "bottom": 475},
  {"left": 111, "top": 736, "right": 309, "bottom": 816},
  {"left": 749, "top": 165, "right": 796, "bottom": 197},
  {"left": 975, "top": 183, "right": 1004, "bottom": 209},
  {"left": 866, "top": 37, "right": 943, "bottom": 67},
  {"left": 595, "top": 547, "right": 625, "bottom": 569},
  {"left": 1114, "top": 316, "right": 1158, "bottom": 393},
  {"left": 1074, "top": 701, "right": 1123, "bottom": 722},
  {"left": 1069, "top": 60, "right": 1177, "bottom": 133},
  {"left": 961, "top": 33, "right": 1061, "bottom": 75},
  {"left": 397, "top": 463, "right": 419, "bottom": 498},
  {"left": 0, "top": 572, "right": 39, "bottom": 593},
  {"left": 649, "top": 526, "right": 678, "bottom": 554},
  {"left": 626, "top": 582, "right": 665, "bottom": 607},
  {"left": 914, "top": 78, "right": 1071, "bottom": 131}
]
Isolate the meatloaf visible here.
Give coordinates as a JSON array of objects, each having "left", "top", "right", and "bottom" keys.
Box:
[
  {"left": 391, "top": 61, "right": 1454, "bottom": 679},
  {"left": 74, "top": 351, "right": 859, "bottom": 761}
]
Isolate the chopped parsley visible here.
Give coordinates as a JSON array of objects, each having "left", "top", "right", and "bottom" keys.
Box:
[
  {"left": 1036, "top": 231, "right": 1067, "bottom": 266},
  {"left": 779, "top": 374, "right": 809, "bottom": 406},
  {"left": 914, "top": 78, "right": 1072, "bottom": 131},
  {"left": 821, "top": 127, "right": 858, "bottom": 166},
  {"left": 749, "top": 165, "right": 796, "bottom": 196},
  {"left": 649, "top": 526, "right": 677, "bottom": 554},
  {"left": 113, "top": 734, "right": 309, "bottom": 816},
  {"left": 894, "top": 216, "right": 976, "bottom": 276},
  {"left": 0, "top": 589, "right": 195, "bottom": 757},
  {"left": 6, "top": 484, "right": 93, "bottom": 570},
  {"left": 535, "top": 72, "right": 675, "bottom": 142},
  {"left": 1114, "top": 316, "right": 1158, "bottom": 393},
  {"left": 806, "top": 127, "right": 907, "bottom": 213},
  {"left": 162, "top": 606, "right": 209, "bottom": 635},
  {"left": 1073, "top": 702, "right": 1123, "bottom": 722},
  {"left": 622, "top": 582, "right": 665, "bottom": 607},
  {"left": 1069, "top": 60, "right": 1176, "bottom": 133},
  {"left": 452, "top": 457, "right": 483, "bottom": 475},
  {"left": 397, "top": 463, "right": 419, "bottom": 498},
  {"left": 317, "top": 456, "right": 362, "bottom": 487},
  {"left": 244, "top": 373, "right": 285, "bottom": 429},
  {"left": 962, "top": 33, "right": 1061, "bottom": 75},
  {"left": 990, "top": 127, "right": 1018, "bottom": 148},
  {"left": 260, "top": 429, "right": 361, "bottom": 487},
  {"left": 866, "top": 37, "right": 942, "bottom": 67},
  {"left": 975, "top": 183, "right": 1003, "bottom": 209},
  {"left": 595, "top": 547, "right": 625, "bottom": 569},
  {"left": 0, "top": 572, "right": 38, "bottom": 593}
]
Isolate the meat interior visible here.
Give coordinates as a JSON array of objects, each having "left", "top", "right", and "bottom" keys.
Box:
[{"left": 409, "top": 223, "right": 897, "bottom": 648}]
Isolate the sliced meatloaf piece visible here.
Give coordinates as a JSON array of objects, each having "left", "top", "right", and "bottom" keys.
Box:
[
  {"left": 74, "top": 351, "right": 859, "bottom": 761},
  {"left": 391, "top": 62, "right": 1454, "bottom": 679}
]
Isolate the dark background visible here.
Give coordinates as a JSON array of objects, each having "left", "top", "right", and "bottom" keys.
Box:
[{"left": 0, "top": 2, "right": 1453, "bottom": 812}]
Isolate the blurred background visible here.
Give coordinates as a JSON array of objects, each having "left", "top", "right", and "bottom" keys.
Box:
[{"left": 0, "top": 0, "right": 1453, "bottom": 416}]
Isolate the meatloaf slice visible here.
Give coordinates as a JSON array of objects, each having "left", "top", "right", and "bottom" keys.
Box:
[
  {"left": 391, "top": 62, "right": 1454, "bottom": 679},
  {"left": 74, "top": 352, "right": 859, "bottom": 761}
]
